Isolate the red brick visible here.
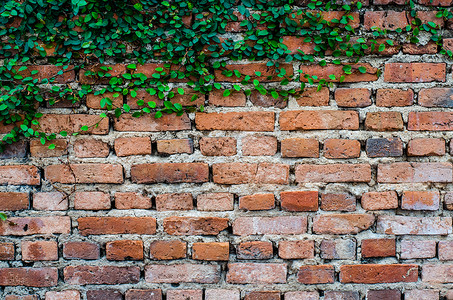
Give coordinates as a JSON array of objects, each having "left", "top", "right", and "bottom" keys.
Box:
[
  {"left": 0, "top": 242, "right": 14, "bottom": 260},
  {"left": 215, "top": 63, "right": 294, "bottom": 82},
  {"left": 163, "top": 217, "right": 228, "bottom": 235},
  {"left": 106, "top": 240, "right": 143, "bottom": 261},
  {"left": 280, "top": 110, "right": 359, "bottom": 130},
  {"left": 376, "top": 89, "right": 414, "bottom": 107},
  {"left": 296, "top": 87, "right": 329, "bottom": 106},
  {"left": 80, "top": 64, "right": 127, "bottom": 84},
  {"left": 127, "top": 89, "right": 161, "bottom": 109},
  {"left": 73, "top": 139, "right": 109, "bottom": 158},
  {"left": 14, "top": 65, "right": 75, "bottom": 83},
  {"left": 409, "top": 111, "right": 453, "bottom": 131},
  {"left": 167, "top": 290, "right": 202, "bottom": 300},
  {"left": 296, "top": 164, "right": 371, "bottom": 183},
  {"left": 403, "top": 42, "right": 438, "bottom": 54},
  {"left": 298, "top": 265, "right": 334, "bottom": 284},
  {"left": 45, "top": 164, "right": 123, "bottom": 184},
  {"left": 145, "top": 264, "right": 220, "bottom": 283},
  {"left": 78, "top": 217, "right": 156, "bottom": 235},
  {"left": 278, "top": 240, "right": 314, "bottom": 259},
  {"left": 64, "top": 266, "right": 140, "bottom": 285},
  {"left": 213, "top": 163, "right": 289, "bottom": 184},
  {"left": 313, "top": 214, "right": 375, "bottom": 234},
  {"left": 250, "top": 90, "right": 286, "bottom": 108},
  {"left": 325, "top": 292, "right": 359, "bottom": 300},
  {"left": 156, "top": 139, "right": 193, "bottom": 154},
  {"left": 280, "top": 191, "right": 318, "bottom": 211},
  {"left": 365, "top": 112, "right": 404, "bottom": 131},
  {"left": 407, "top": 138, "right": 445, "bottom": 156},
  {"left": 366, "top": 138, "right": 403, "bottom": 157},
  {"left": 131, "top": 163, "right": 208, "bottom": 183},
  {"left": 22, "top": 240, "right": 57, "bottom": 261},
  {"left": 74, "top": 191, "right": 110, "bottom": 210},
  {"left": 419, "top": 88, "right": 453, "bottom": 107},
  {"left": 199, "top": 137, "right": 237, "bottom": 156},
  {"left": 323, "top": 139, "right": 361, "bottom": 159},
  {"left": 367, "top": 290, "right": 401, "bottom": 300},
  {"left": 124, "top": 289, "right": 161, "bottom": 300},
  {"left": 373, "top": 0, "right": 406, "bottom": 4},
  {"left": 63, "top": 242, "right": 99, "bottom": 260},
  {"left": 377, "top": 162, "right": 452, "bottom": 183},
  {"left": 439, "top": 241, "right": 453, "bottom": 260},
  {"left": 0, "top": 268, "right": 58, "bottom": 287},
  {"left": 170, "top": 89, "right": 204, "bottom": 107},
  {"left": 361, "top": 191, "right": 398, "bottom": 210},
  {"left": 233, "top": 216, "right": 307, "bottom": 235},
  {"left": 38, "top": 114, "right": 108, "bottom": 135},
  {"left": 33, "top": 192, "right": 68, "bottom": 211},
  {"left": 0, "top": 192, "right": 28, "bottom": 211},
  {"left": 362, "top": 239, "right": 396, "bottom": 258},
  {"left": 242, "top": 135, "right": 277, "bottom": 156},
  {"left": 0, "top": 217, "right": 70, "bottom": 236},
  {"left": 227, "top": 263, "right": 287, "bottom": 284},
  {"left": 422, "top": 264, "right": 453, "bottom": 283},
  {"left": 377, "top": 215, "right": 452, "bottom": 235},
  {"left": 364, "top": 11, "right": 408, "bottom": 30},
  {"left": 209, "top": 90, "right": 246, "bottom": 107},
  {"left": 86, "top": 92, "right": 123, "bottom": 109},
  {"left": 0, "top": 166, "right": 40, "bottom": 185},
  {"left": 205, "top": 289, "right": 240, "bottom": 300},
  {"left": 195, "top": 112, "right": 275, "bottom": 131},
  {"left": 340, "top": 264, "right": 418, "bottom": 283},
  {"left": 281, "top": 138, "right": 319, "bottom": 157},
  {"left": 115, "top": 192, "right": 151, "bottom": 209},
  {"left": 320, "top": 239, "right": 356, "bottom": 260},
  {"left": 446, "top": 192, "right": 453, "bottom": 210},
  {"left": 114, "top": 113, "right": 191, "bottom": 132},
  {"left": 5, "top": 296, "right": 39, "bottom": 300},
  {"left": 149, "top": 240, "right": 186, "bottom": 260},
  {"left": 444, "top": 38, "right": 453, "bottom": 52},
  {"left": 192, "top": 242, "right": 229, "bottom": 261},
  {"left": 401, "top": 191, "right": 440, "bottom": 210},
  {"left": 237, "top": 241, "right": 273, "bottom": 260},
  {"left": 405, "top": 290, "right": 439, "bottom": 300},
  {"left": 197, "top": 193, "right": 234, "bottom": 211},
  {"left": 155, "top": 193, "right": 193, "bottom": 211},
  {"left": 244, "top": 292, "right": 280, "bottom": 300},
  {"left": 45, "top": 290, "right": 80, "bottom": 300},
  {"left": 285, "top": 292, "right": 319, "bottom": 300},
  {"left": 400, "top": 240, "right": 436, "bottom": 259},
  {"left": 300, "top": 63, "right": 378, "bottom": 82},
  {"left": 335, "top": 88, "right": 371, "bottom": 107},
  {"left": 282, "top": 36, "right": 315, "bottom": 54},
  {"left": 321, "top": 193, "right": 356, "bottom": 211},
  {"left": 114, "top": 137, "right": 151, "bottom": 156},
  {"left": 239, "top": 194, "right": 275, "bottom": 210},
  {"left": 30, "top": 139, "right": 67, "bottom": 157},
  {"left": 384, "top": 63, "right": 446, "bottom": 82}
]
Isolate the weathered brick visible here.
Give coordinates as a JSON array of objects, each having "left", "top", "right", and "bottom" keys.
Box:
[
  {"left": 80, "top": 64, "right": 126, "bottom": 84},
  {"left": 296, "top": 87, "right": 329, "bottom": 106},
  {"left": 22, "top": 240, "right": 58, "bottom": 261},
  {"left": 244, "top": 291, "right": 280, "bottom": 300},
  {"left": 446, "top": 192, "right": 453, "bottom": 210},
  {"left": 63, "top": 242, "right": 99, "bottom": 260},
  {"left": 0, "top": 242, "right": 15, "bottom": 260},
  {"left": 45, "top": 290, "right": 80, "bottom": 300},
  {"left": 86, "top": 92, "right": 123, "bottom": 109},
  {"left": 209, "top": 90, "right": 246, "bottom": 107},
  {"left": 15, "top": 65, "right": 75, "bottom": 83},
  {"left": 438, "top": 241, "right": 453, "bottom": 260},
  {"left": 124, "top": 289, "right": 161, "bottom": 300},
  {"left": 237, "top": 241, "right": 273, "bottom": 260},
  {"left": 366, "top": 138, "right": 403, "bottom": 157},
  {"left": 250, "top": 90, "right": 287, "bottom": 108},
  {"left": 281, "top": 138, "right": 319, "bottom": 158},
  {"left": 45, "top": 164, "right": 123, "bottom": 184},
  {"left": 131, "top": 163, "right": 208, "bottom": 183},
  {"left": 296, "top": 164, "right": 371, "bottom": 183},
  {"left": 365, "top": 112, "right": 404, "bottom": 131},
  {"left": 213, "top": 163, "right": 289, "bottom": 184},
  {"left": 73, "top": 139, "right": 109, "bottom": 158},
  {"left": 242, "top": 135, "right": 277, "bottom": 156},
  {"left": 78, "top": 217, "right": 156, "bottom": 235},
  {"left": 298, "top": 265, "right": 334, "bottom": 284},
  {"left": 407, "top": 138, "right": 445, "bottom": 156},
  {"left": 367, "top": 290, "right": 401, "bottom": 300},
  {"left": 195, "top": 112, "right": 275, "bottom": 131},
  {"left": 227, "top": 263, "right": 287, "bottom": 284},
  {"left": 324, "top": 292, "right": 359, "bottom": 300},
  {"left": 64, "top": 266, "right": 140, "bottom": 285},
  {"left": 285, "top": 291, "right": 319, "bottom": 300},
  {"left": 114, "top": 113, "right": 191, "bottom": 132},
  {"left": 419, "top": 88, "right": 453, "bottom": 107},
  {"left": 33, "top": 192, "right": 68, "bottom": 211},
  {"left": 401, "top": 191, "right": 440, "bottom": 210},
  {"left": 280, "top": 110, "right": 359, "bottom": 130},
  {"left": 0, "top": 268, "right": 58, "bottom": 287},
  {"left": 74, "top": 191, "right": 110, "bottom": 210},
  {"left": 205, "top": 289, "right": 240, "bottom": 300},
  {"left": 106, "top": 240, "right": 143, "bottom": 261},
  {"left": 38, "top": 114, "right": 109, "bottom": 135},
  {"left": 279, "top": 240, "right": 314, "bottom": 259},
  {"left": 323, "top": 139, "right": 361, "bottom": 159},
  {"left": 156, "top": 139, "right": 193, "bottom": 155},
  {"left": 114, "top": 137, "right": 151, "bottom": 156},
  {"left": 199, "top": 137, "right": 237, "bottom": 156},
  {"left": 321, "top": 193, "right": 356, "bottom": 211},
  {"left": 282, "top": 36, "right": 316, "bottom": 55},
  {"left": 364, "top": 11, "right": 408, "bottom": 30},
  {"left": 422, "top": 264, "right": 453, "bottom": 283},
  {"left": 313, "top": 214, "right": 375, "bottom": 234},
  {"left": 239, "top": 194, "right": 275, "bottom": 210},
  {"left": 361, "top": 191, "right": 398, "bottom": 210},
  {"left": 167, "top": 290, "right": 202, "bottom": 300},
  {"left": 335, "top": 88, "right": 371, "bottom": 107},
  {"left": 0, "top": 192, "right": 28, "bottom": 211},
  {"left": 384, "top": 63, "right": 446, "bottom": 82},
  {"left": 300, "top": 63, "right": 378, "bottom": 82},
  {"left": 280, "top": 191, "right": 318, "bottom": 211},
  {"left": 145, "top": 264, "right": 220, "bottom": 283},
  {"left": 408, "top": 112, "right": 453, "bottom": 131},
  {"left": 0, "top": 217, "right": 70, "bottom": 236},
  {"left": 400, "top": 240, "right": 436, "bottom": 259},
  {"left": 192, "top": 242, "right": 229, "bottom": 261},
  {"left": 340, "top": 264, "right": 418, "bottom": 283},
  {"left": 376, "top": 89, "right": 414, "bottom": 107},
  {"left": 405, "top": 290, "right": 439, "bottom": 300},
  {"left": 197, "top": 193, "right": 234, "bottom": 211},
  {"left": 233, "top": 216, "right": 307, "bottom": 235},
  {"left": 115, "top": 192, "right": 152, "bottom": 209},
  {"left": 5, "top": 296, "right": 39, "bottom": 300},
  {"left": 362, "top": 238, "right": 395, "bottom": 258},
  {"left": 149, "top": 240, "right": 186, "bottom": 260},
  {"left": 30, "top": 139, "right": 67, "bottom": 157},
  {"left": 155, "top": 193, "right": 193, "bottom": 211},
  {"left": 403, "top": 42, "right": 438, "bottom": 54},
  {"left": 163, "top": 217, "right": 229, "bottom": 235},
  {"left": 0, "top": 166, "right": 40, "bottom": 185},
  {"left": 377, "top": 215, "right": 452, "bottom": 235},
  {"left": 215, "top": 63, "right": 294, "bottom": 82},
  {"left": 378, "top": 162, "right": 452, "bottom": 183},
  {"left": 320, "top": 239, "right": 356, "bottom": 260}
]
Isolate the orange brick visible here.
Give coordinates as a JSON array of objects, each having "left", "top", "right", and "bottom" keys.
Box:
[
  {"left": 361, "top": 191, "right": 398, "bottom": 210},
  {"left": 156, "top": 139, "right": 193, "bottom": 154},
  {"left": 239, "top": 194, "right": 275, "bottom": 210},
  {"left": 280, "top": 111, "right": 359, "bottom": 130},
  {"left": 149, "top": 240, "right": 186, "bottom": 260},
  {"left": 242, "top": 135, "right": 277, "bottom": 156},
  {"left": 365, "top": 112, "right": 404, "bottom": 131},
  {"left": 74, "top": 192, "right": 110, "bottom": 210},
  {"left": 237, "top": 241, "right": 273, "bottom": 260},
  {"left": 114, "top": 137, "right": 151, "bottom": 156},
  {"left": 22, "top": 240, "right": 58, "bottom": 261},
  {"left": 115, "top": 192, "right": 152, "bottom": 209},
  {"left": 192, "top": 242, "right": 229, "bottom": 261},
  {"left": 324, "top": 139, "right": 361, "bottom": 159},
  {"left": 197, "top": 193, "right": 234, "bottom": 211},
  {"left": 362, "top": 239, "right": 396, "bottom": 258},
  {"left": 340, "top": 264, "right": 418, "bottom": 283},
  {"left": 200, "top": 137, "right": 237, "bottom": 156},
  {"left": 376, "top": 89, "right": 414, "bottom": 107},
  {"left": 0, "top": 192, "right": 28, "bottom": 211},
  {"left": 281, "top": 138, "right": 319, "bottom": 157},
  {"left": 280, "top": 191, "right": 319, "bottom": 211},
  {"left": 384, "top": 63, "right": 446, "bottom": 82},
  {"left": 335, "top": 88, "right": 371, "bottom": 107},
  {"left": 278, "top": 240, "right": 314, "bottom": 259},
  {"left": 407, "top": 138, "right": 445, "bottom": 156},
  {"left": 106, "top": 240, "right": 144, "bottom": 261},
  {"left": 155, "top": 193, "right": 193, "bottom": 211}
]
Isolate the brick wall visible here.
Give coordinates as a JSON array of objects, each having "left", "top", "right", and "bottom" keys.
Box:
[{"left": 2, "top": 4, "right": 453, "bottom": 300}]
